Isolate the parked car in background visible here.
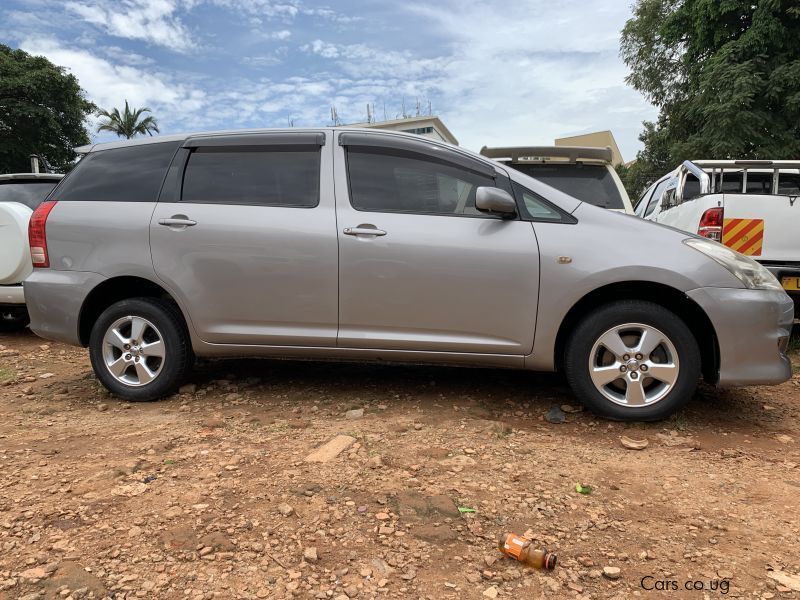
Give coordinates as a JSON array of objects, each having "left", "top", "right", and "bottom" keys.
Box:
[
  {"left": 22, "top": 130, "right": 793, "bottom": 421},
  {"left": 636, "top": 160, "right": 800, "bottom": 320},
  {"left": 0, "top": 172, "right": 63, "bottom": 331},
  {"left": 479, "top": 145, "right": 634, "bottom": 214}
]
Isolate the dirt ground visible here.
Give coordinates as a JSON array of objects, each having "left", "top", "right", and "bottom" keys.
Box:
[{"left": 1, "top": 329, "right": 799, "bottom": 600}]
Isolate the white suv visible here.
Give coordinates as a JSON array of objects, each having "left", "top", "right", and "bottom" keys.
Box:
[{"left": 480, "top": 146, "right": 634, "bottom": 214}]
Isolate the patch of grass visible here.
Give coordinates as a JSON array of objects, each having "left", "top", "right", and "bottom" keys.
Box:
[
  {"left": 789, "top": 334, "right": 800, "bottom": 353},
  {"left": 669, "top": 410, "right": 689, "bottom": 432},
  {"left": 0, "top": 367, "right": 15, "bottom": 383}
]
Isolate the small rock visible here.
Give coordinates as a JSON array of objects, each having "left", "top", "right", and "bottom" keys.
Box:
[
  {"left": 603, "top": 566, "right": 622, "bottom": 580},
  {"left": 620, "top": 436, "right": 649, "bottom": 450},
  {"left": 776, "top": 434, "right": 794, "bottom": 444},
  {"left": 560, "top": 404, "right": 582, "bottom": 413},
  {"left": 345, "top": 408, "right": 364, "bottom": 420},
  {"left": 39, "top": 372, "right": 55, "bottom": 379},
  {"left": 375, "top": 512, "right": 390, "bottom": 520},
  {"left": 717, "top": 569, "right": 733, "bottom": 580},
  {"left": 767, "top": 570, "right": 800, "bottom": 592},
  {"left": 366, "top": 455, "right": 383, "bottom": 469},
  {"left": 483, "top": 586, "right": 499, "bottom": 599},
  {"left": 179, "top": 383, "right": 197, "bottom": 394},
  {"left": 545, "top": 404, "right": 566, "bottom": 424},
  {"left": 277, "top": 503, "right": 294, "bottom": 517},
  {"left": 303, "top": 547, "right": 319, "bottom": 562},
  {"left": 97, "top": 403, "right": 109, "bottom": 412}
]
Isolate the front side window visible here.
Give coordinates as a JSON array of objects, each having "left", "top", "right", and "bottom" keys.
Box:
[
  {"left": 346, "top": 148, "right": 497, "bottom": 217},
  {"left": 645, "top": 178, "right": 670, "bottom": 217},
  {"left": 512, "top": 183, "right": 569, "bottom": 222},
  {"left": 182, "top": 147, "right": 320, "bottom": 207},
  {"left": 55, "top": 141, "right": 180, "bottom": 202}
]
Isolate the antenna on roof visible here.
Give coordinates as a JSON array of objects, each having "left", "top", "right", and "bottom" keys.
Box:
[
  {"left": 330, "top": 106, "right": 341, "bottom": 126},
  {"left": 366, "top": 103, "right": 372, "bottom": 124}
]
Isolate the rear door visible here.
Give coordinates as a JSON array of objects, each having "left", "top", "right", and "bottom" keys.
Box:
[
  {"left": 150, "top": 132, "right": 338, "bottom": 346},
  {"left": 333, "top": 131, "right": 539, "bottom": 355}
]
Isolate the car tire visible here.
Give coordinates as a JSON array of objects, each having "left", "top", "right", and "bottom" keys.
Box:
[
  {"left": 564, "top": 300, "right": 700, "bottom": 421},
  {"left": 89, "top": 298, "right": 193, "bottom": 402},
  {"left": 0, "top": 307, "right": 30, "bottom": 332}
]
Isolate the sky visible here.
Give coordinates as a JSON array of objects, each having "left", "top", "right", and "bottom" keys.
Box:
[{"left": 1, "top": 0, "right": 657, "bottom": 161}]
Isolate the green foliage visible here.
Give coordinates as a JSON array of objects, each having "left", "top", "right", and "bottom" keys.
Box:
[
  {"left": 0, "top": 44, "right": 94, "bottom": 174},
  {"left": 621, "top": 0, "right": 800, "bottom": 190},
  {"left": 96, "top": 100, "right": 160, "bottom": 139}
]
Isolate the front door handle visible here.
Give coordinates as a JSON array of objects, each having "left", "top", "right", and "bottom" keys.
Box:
[
  {"left": 343, "top": 226, "right": 386, "bottom": 237},
  {"left": 158, "top": 216, "right": 197, "bottom": 228}
]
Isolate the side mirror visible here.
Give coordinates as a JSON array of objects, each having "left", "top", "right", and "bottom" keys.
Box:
[{"left": 476, "top": 187, "right": 517, "bottom": 218}]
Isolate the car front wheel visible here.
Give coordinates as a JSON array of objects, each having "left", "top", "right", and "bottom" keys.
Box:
[
  {"left": 564, "top": 300, "right": 701, "bottom": 421},
  {"left": 89, "top": 298, "right": 193, "bottom": 401}
]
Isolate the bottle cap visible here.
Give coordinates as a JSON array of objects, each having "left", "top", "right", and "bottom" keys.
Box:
[{"left": 544, "top": 552, "right": 557, "bottom": 570}]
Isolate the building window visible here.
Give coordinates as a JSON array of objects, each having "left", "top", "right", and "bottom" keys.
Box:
[{"left": 401, "top": 126, "right": 434, "bottom": 135}]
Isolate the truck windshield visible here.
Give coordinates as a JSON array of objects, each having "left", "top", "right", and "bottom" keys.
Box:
[
  {"left": 0, "top": 181, "right": 59, "bottom": 210},
  {"left": 507, "top": 163, "right": 624, "bottom": 209}
]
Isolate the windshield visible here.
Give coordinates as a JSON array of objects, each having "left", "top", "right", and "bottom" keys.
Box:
[
  {"left": 507, "top": 163, "right": 625, "bottom": 209},
  {"left": 0, "top": 180, "right": 59, "bottom": 210}
]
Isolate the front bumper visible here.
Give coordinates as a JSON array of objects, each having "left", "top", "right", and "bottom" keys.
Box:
[
  {"left": 0, "top": 284, "right": 25, "bottom": 305},
  {"left": 687, "top": 287, "right": 793, "bottom": 387}
]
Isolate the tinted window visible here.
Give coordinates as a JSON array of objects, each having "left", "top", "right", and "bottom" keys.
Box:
[
  {"left": 56, "top": 141, "right": 180, "bottom": 202},
  {"left": 182, "top": 148, "right": 320, "bottom": 207},
  {"left": 778, "top": 173, "right": 800, "bottom": 195},
  {"left": 507, "top": 163, "right": 624, "bottom": 209},
  {"left": 346, "top": 148, "right": 497, "bottom": 217},
  {"left": 634, "top": 183, "right": 655, "bottom": 216},
  {"left": 0, "top": 180, "right": 59, "bottom": 210},
  {"left": 683, "top": 174, "right": 701, "bottom": 200},
  {"left": 745, "top": 172, "right": 772, "bottom": 194}
]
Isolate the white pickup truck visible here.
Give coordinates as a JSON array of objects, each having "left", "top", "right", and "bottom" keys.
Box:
[
  {"left": 636, "top": 160, "right": 800, "bottom": 318},
  {"left": 0, "top": 172, "right": 63, "bottom": 331}
]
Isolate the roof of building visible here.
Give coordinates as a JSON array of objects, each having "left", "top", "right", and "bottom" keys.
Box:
[
  {"left": 354, "top": 115, "right": 458, "bottom": 146},
  {"left": 555, "top": 130, "right": 624, "bottom": 166}
]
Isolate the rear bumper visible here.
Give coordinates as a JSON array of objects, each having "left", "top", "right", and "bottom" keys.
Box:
[
  {"left": 0, "top": 284, "right": 25, "bottom": 305},
  {"left": 24, "top": 270, "right": 105, "bottom": 346},
  {"left": 687, "top": 287, "right": 793, "bottom": 387}
]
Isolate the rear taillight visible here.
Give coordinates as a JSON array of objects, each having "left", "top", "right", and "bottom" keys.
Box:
[
  {"left": 697, "top": 207, "right": 723, "bottom": 242},
  {"left": 29, "top": 200, "right": 57, "bottom": 268}
]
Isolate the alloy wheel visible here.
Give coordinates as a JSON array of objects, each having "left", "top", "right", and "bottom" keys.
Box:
[
  {"left": 588, "top": 323, "right": 680, "bottom": 407},
  {"left": 101, "top": 316, "right": 166, "bottom": 386}
]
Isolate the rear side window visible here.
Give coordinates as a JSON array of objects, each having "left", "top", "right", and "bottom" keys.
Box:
[
  {"left": 507, "top": 163, "right": 624, "bottom": 209},
  {"left": 181, "top": 148, "right": 320, "bottom": 207},
  {"left": 778, "top": 173, "right": 800, "bottom": 195},
  {"left": 55, "top": 141, "right": 180, "bottom": 202},
  {"left": 0, "top": 181, "right": 59, "bottom": 210},
  {"left": 346, "top": 148, "right": 497, "bottom": 217}
]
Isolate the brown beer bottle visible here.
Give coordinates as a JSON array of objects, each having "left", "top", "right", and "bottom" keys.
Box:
[{"left": 497, "top": 533, "right": 557, "bottom": 570}]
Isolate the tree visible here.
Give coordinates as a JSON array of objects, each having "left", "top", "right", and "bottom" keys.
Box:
[
  {"left": 97, "top": 100, "right": 160, "bottom": 139},
  {"left": 620, "top": 0, "right": 800, "bottom": 190},
  {"left": 0, "top": 44, "right": 94, "bottom": 174}
]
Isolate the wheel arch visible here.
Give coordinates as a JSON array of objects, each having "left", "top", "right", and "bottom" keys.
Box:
[
  {"left": 78, "top": 276, "right": 189, "bottom": 346},
  {"left": 553, "top": 281, "right": 720, "bottom": 384}
]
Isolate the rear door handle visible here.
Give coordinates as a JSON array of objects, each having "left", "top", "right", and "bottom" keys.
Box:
[
  {"left": 158, "top": 217, "right": 197, "bottom": 227},
  {"left": 343, "top": 226, "right": 386, "bottom": 237}
]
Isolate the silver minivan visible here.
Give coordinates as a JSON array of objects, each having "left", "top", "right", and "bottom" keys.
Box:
[{"left": 23, "top": 129, "right": 794, "bottom": 420}]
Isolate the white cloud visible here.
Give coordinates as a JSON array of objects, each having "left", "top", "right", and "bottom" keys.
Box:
[{"left": 65, "top": 0, "right": 195, "bottom": 52}]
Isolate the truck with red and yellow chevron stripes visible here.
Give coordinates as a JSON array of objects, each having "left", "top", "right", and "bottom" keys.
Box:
[{"left": 635, "top": 160, "right": 800, "bottom": 317}]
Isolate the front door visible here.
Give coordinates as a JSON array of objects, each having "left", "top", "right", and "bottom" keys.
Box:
[
  {"left": 150, "top": 132, "right": 338, "bottom": 346},
  {"left": 333, "top": 132, "right": 540, "bottom": 355}
]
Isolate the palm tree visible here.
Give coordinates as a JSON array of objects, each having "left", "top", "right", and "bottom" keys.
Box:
[{"left": 96, "top": 100, "right": 160, "bottom": 139}]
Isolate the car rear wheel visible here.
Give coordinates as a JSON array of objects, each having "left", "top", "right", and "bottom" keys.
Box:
[
  {"left": 564, "top": 300, "right": 700, "bottom": 421},
  {"left": 89, "top": 298, "right": 193, "bottom": 401},
  {"left": 0, "top": 307, "right": 30, "bottom": 332}
]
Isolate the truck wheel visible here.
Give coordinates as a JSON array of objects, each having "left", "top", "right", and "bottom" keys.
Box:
[
  {"left": 564, "top": 300, "right": 700, "bottom": 421},
  {"left": 89, "top": 298, "right": 193, "bottom": 402},
  {"left": 0, "top": 308, "right": 30, "bottom": 332}
]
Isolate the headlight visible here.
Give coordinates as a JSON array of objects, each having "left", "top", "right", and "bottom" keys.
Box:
[{"left": 683, "top": 238, "right": 783, "bottom": 291}]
